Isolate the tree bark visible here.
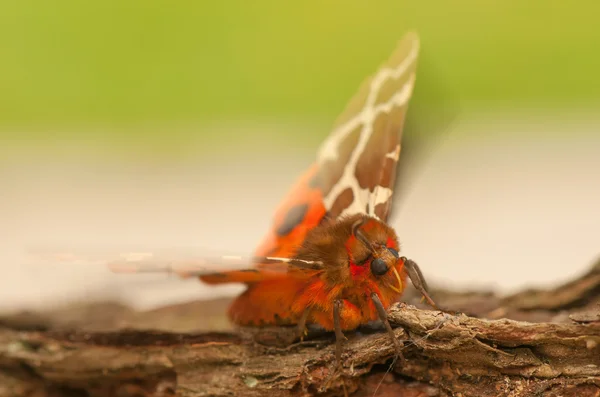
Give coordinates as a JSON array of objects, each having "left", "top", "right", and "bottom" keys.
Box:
[{"left": 1, "top": 259, "right": 599, "bottom": 397}]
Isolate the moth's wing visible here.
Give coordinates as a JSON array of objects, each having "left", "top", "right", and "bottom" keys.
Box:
[
  {"left": 198, "top": 257, "right": 322, "bottom": 285},
  {"left": 106, "top": 254, "right": 321, "bottom": 284},
  {"left": 254, "top": 163, "right": 327, "bottom": 258},
  {"left": 315, "top": 32, "right": 419, "bottom": 222},
  {"left": 106, "top": 253, "right": 322, "bottom": 325},
  {"left": 255, "top": 32, "right": 420, "bottom": 259},
  {"left": 29, "top": 249, "right": 321, "bottom": 284}
]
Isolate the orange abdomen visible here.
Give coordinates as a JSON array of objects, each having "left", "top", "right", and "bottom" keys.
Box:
[{"left": 227, "top": 277, "right": 309, "bottom": 326}]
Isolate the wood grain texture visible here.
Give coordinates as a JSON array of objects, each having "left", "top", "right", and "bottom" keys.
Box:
[{"left": 1, "top": 258, "right": 599, "bottom": 397}]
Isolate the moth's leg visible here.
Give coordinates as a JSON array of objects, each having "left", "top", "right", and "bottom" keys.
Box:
[
  {"left": 296, "top": 308, "right": 310, "bottom": 341},
  {"left": 333, "top": 299, "right": 348, "bottom": 366},
  {"left": 371, "top": 293, "right": 404, "bottom": 361},
  {"left": 402, "top": 257, "right": 438, "bottom": 309}
]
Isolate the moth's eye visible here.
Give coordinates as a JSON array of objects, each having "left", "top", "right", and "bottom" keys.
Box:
[
  {"left": 388, "top": 248, "right": 399, "bottom": 258},
  {"left": 370, "top": 258, "right": 388, "bottom": 276}
]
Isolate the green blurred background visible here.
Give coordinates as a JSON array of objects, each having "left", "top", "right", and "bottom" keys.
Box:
[{"left": 2, "top": 0, "right": 599, "bottom": 156}]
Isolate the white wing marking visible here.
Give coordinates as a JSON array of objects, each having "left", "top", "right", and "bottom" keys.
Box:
[
  {"left": 385, "top": 144, "right": 401, "bottom": 161},
  {"left": 317, "top": 38, "right": 418, "bottom": 219}
]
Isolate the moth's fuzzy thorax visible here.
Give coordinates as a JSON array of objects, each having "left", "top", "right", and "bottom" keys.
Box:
[{"left": 295, "top": 213, "right": 400, "bottom": 291}]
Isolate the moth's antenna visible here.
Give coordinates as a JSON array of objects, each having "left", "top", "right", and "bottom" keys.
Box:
[{"left": 351, "top": 219, "right": 376, "bottom": 253}]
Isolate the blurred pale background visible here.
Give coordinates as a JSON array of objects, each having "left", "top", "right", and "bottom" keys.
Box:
[{"left": 1, "top": 1, "right": 599, "bottom": 313}]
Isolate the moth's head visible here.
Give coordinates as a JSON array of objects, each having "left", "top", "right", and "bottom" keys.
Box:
[{"left": 347, "top": 216, "right": 405, "bottom": 293}]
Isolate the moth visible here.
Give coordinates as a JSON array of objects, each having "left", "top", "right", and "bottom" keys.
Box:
[{"left": 98, "top": 32, "right": 437, "bottom": 364}]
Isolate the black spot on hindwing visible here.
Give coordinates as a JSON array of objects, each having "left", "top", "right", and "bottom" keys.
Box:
[{"left": 276, "top": 204, "right": 309, "bottom": 236}]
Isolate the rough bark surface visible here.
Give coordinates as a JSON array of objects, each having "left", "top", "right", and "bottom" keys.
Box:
[{"left": 1, "top": 259, "right": 599, "bottom": 397}]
